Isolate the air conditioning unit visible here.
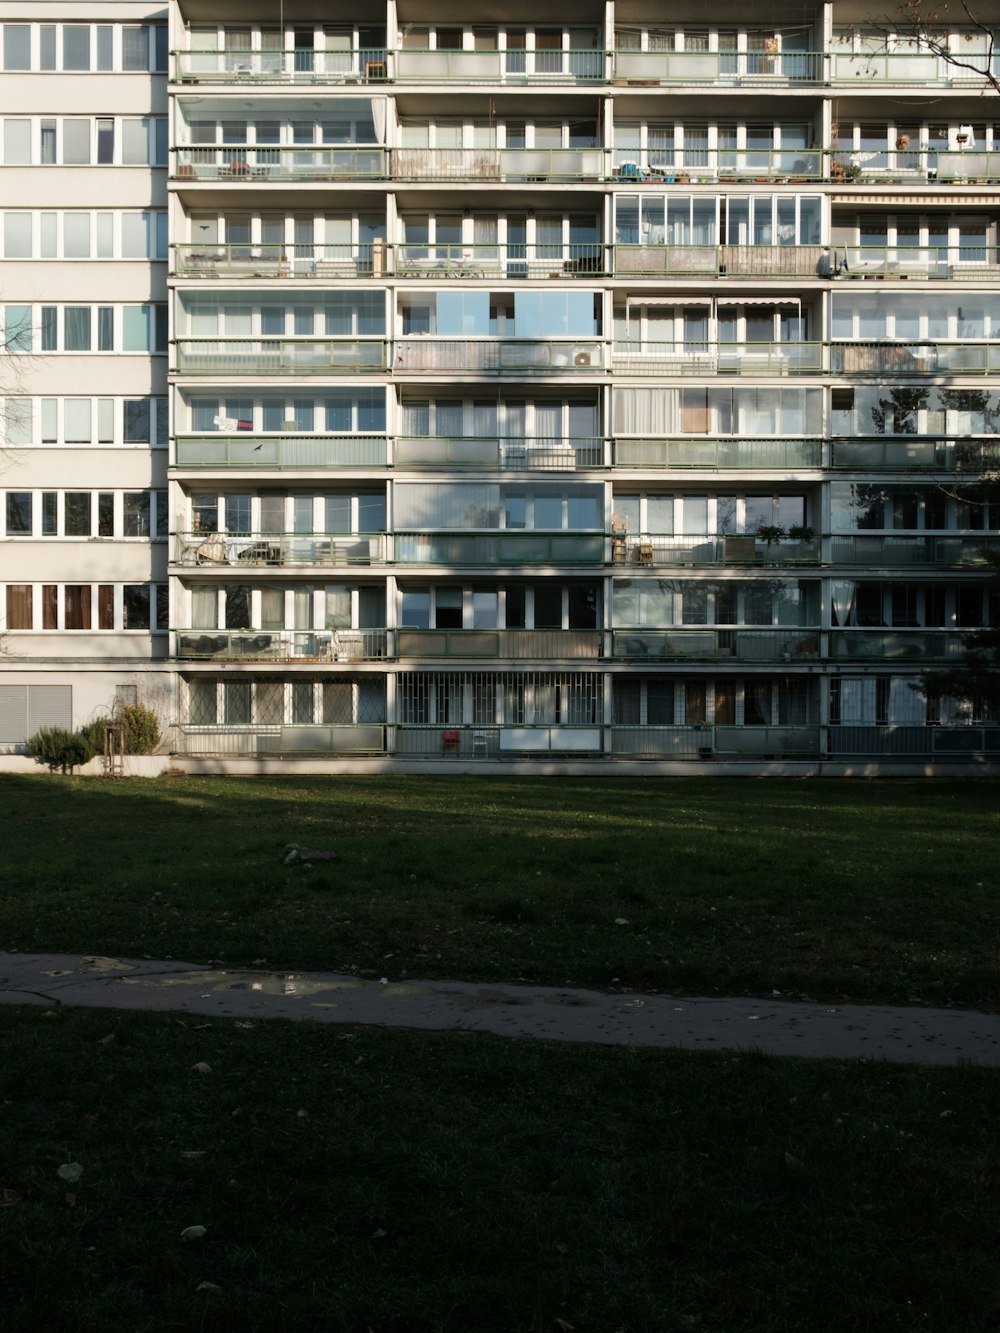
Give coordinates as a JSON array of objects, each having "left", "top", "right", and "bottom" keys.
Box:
[{"left": 573, "top": 348, "right": 592, "bottom": 367}]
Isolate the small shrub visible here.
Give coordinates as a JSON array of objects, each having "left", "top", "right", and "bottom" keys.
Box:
[
  {"left": 78, "top": 717, "right": 110, "bottom": 755},
  {"left": 25, "top": 726, "right": 95, "bottom": 773},
  {"left": 119, "top": 703, "right": 161, "bottom": 755}
]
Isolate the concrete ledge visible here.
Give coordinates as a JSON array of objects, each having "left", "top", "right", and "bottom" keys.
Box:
[{"left": 0, "top": 755, "right": 172, "bottom": 777}]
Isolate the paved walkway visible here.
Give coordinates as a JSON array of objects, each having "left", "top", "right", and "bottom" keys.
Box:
[{"left": 2, "top": 950, "right": 1000, "bottom": 1066}]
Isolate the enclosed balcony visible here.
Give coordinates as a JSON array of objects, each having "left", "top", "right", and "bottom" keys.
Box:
[
  {"left": 612, "top": 438, "right": 822, "bottom": 469},
  {"left": 609, "top": 533, "right": 821, "bottom": 567},
  {"left": 175, "top": 338, "right": 388, "bottom": 373},
  {"left": 829, "top": 631, "right": 967, "bottom": 661},
  {"left": 174, "top": 433, "right": 388, "bottom": 468},
  {"left": 829, "top": 536, "right": 1000, "bottom": 566},
  {"left": 393, "top": 532, "right": 604, "bottom": 565},
  {"left": 614, "top": 244, "right": 833, "bottom": 280},
  {"left": 829, "top": 439, "right": 989, "bottom": 472}
]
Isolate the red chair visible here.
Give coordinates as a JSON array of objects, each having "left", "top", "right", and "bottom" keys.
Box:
[{"left": 442, "top": 729, "right": 461, "bottom": 756}]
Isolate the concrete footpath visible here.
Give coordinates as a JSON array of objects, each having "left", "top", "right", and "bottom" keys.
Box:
[{"left": 3, "top": 950, "right": 1000, "bottom": 1066}]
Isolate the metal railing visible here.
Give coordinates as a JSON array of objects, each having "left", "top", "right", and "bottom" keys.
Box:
[
  {"left": 174, "top": 434, "right": 388, "bottom": 469},
  {"left": 174, "top": 48, "right": 390, "bottom": 84},
  {"left": 395, "top": 436, "right": 605, "bottom": 469},
  {"left": 828, "top": 631, "right": 966, "bottom": 661},
  {"left": 173, "top": 146, "right": 387, "bottom": 181},
  {"left": 832, "top": 147, "right": 1000, "bottom": 183},
  {"left": 612, "top": 341, "right": 824, "bottom": 376},
  {"left": 610, "top": 726, "right": 704, "bottom": 758},
  {"left": 174, "top": 628, "right": 388, "bottom": 661},
  {"left": 613, "top": 438, "right": 822, "bottom": 469},
  {"left": 831, "top": 342, "right": 1000, "bottom": 376},
  {"left": 611, "top": 629, "right": 821, "bottom": 661},
  {"left": 394, "top": 242, "right": 607, "bottom": 279},
  {"left": 612, "top": 534, "right": 821, "bottom": 567},
  {"left": 714, "top": 725, "right": 822, "bottom": 755},
  {"left": 829, "top": 535, "right": 1000, "bottom": 566},
  {"left": 394, "top": 339, "right": 603, "bottom": 373},
  {"left": 389, "top": 147, "right": 606, "bottom": 182},
  {"left": 393, "top": 532, "right": 604, "bottom": 565},
  {"left": 828, "top": 725, "right": 1000, "bottom": 757},
  {"left": 612, "top": 148, "right": 824, "bottom": 181},
  {"left": 829, "top": 50, "right": 1000, "bottom": 86},
  {"left": 613, "top": 48, "right": 824, "bottom": 85},
  {"left": 396, "top": 628, "right": 602, "bottom": 659},
  {"left": 175, "top": 724, "right": 387, "bottom": 755},
  {"left": 173, "top": 532, "right": 386, "bottom": 567},
  {"left": 614, "top": 244, "right": 833, "bottom": 279},
  {"left": 174, "top": 339, "right": 388, "bottom": 374},
  {"left": 395, "top": 48, "right": 605, "bottom": 83},
  {"left": 836, "top": 244, "right": 999, "bottom": 280},
  {"left": 172, "top": 243, "right": 384, "bottom": 278}
]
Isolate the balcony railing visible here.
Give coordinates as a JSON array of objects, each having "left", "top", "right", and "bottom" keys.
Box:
[
  {"left": 612, "top": 148, "right": 823, "bottom": 182},
  {"left": 389, "top": 147, "right": 606, "bottom": 182},
  {"left": 174, "top": 629, "right": 388, "bottom": 661},
  {"left": 613, "top": 438, "right": 822, "bottom": 469},
  {"left": 829, "top": 631, "right": 966, "bottom": 661},
  {"left": 172, "top": 243, "right": 384, "bottom": 278},
  {"left": 836, "top": 244, "right": 1000, "bottom": 281},
  {"left": 394, "top": 339, "right": 603, "bottom": 373},
  {"left": 829, "top": 438, "right": 974, "bottom": 471},
  {"left": 394, "top": 242, "right": 607, "bottom": 279},
  {"left": 175, "top": 724, "right": 387, "bottom": 756},
  {"left": 830, "top": 51, "right": 1000, "bottom": 86},
  {"left": 396, "top": 628, "right": 601, "bottom": 659},
  {"left": 828, "top": 725, "right": 1000, "bottom": 758},
  {"left": 173, "top": 147, "right": 387, "bottom": 181},
  {"left": 395, "top": 436, "right": 605, "bottom": 469},
  {"left": 174, "top": 338, "right": 388, "bottom": 374},
  {"left": 174, "top": 48, "right": 390, "bottom": 84},
  {"left": 834, "top": 147, "right": 1000, "bottom": 184},
  {"left": 613, "top": 48, "right": 824, "bottom": 85},
  {"left": 611, "top": 629, "right": 821, "bottom": 661},
  {"left": 612, "top": 341, "right": 824, "bottom": 376},
  {"left": 395, "top": 48, "right": 605, "bottom": 83},
  {"left": 829, "top": 535, "right": 1000, "bottom": 566},
  {"left": 831, "top": 342, "right": 1000, "bottom": 376},
  {"left": 615, "top": 244, "right": 833, "bottom": 279},
  {"left": 393, "top": 532, "right": 604, "bottom": 565},
  {"left": 173, "top": 532, "right": 386, "bottom": 567},
  {"left": 174, "top": 434, "right": 388, "bottom": 469},
  {"left": 612, "top": 534, "right": 821, "bottom": 567}
]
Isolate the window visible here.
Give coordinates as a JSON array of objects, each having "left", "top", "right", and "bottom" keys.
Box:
[
  {"left": 5, "top": 585, "right": 32, "bottom": 628},
  {"left": 6, "top": 492, "right": 31, "bottom": 534},
  {"left": 123, "top": 585, "right": 150, "bottom": 629}
]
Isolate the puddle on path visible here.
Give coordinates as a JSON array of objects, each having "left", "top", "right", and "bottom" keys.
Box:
[{"left": 119, "top": 970, "right": 366, "bottom": 998}]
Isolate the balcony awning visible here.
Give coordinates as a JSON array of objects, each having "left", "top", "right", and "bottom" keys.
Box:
[{"left": 625, "top": 295, "right": 713, "bottom": 307}]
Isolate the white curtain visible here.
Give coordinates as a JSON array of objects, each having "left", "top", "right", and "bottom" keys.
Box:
[
  {"left": 371, "top": 98, "right": 387, "bottom": 145},
  {"left": 887, "top": 677, "right": 926, "bottom": 723},
  {"left": 839, "top": 678, "right": 876, "bottom": 723},
  {"left": 830, "top": 580, "right": 856, "bottom": 627},
  {"left": 613, "top": 387, "right": 679, "bottom": 435}
]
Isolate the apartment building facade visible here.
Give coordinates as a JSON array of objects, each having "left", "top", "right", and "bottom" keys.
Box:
[{"left": 2, "top": 0, "right": 999, "bottom": 765}]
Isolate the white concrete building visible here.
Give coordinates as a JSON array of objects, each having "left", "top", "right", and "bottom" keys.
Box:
[{"left": 2, "top": 0, "right": 999, "bottom": 766}]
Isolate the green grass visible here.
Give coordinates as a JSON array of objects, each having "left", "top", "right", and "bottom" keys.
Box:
[
  {"left": 3, "top": 1005, "right": 1000, "bottom": 1333},
  {"left": 2, "top": 773, "right": 999, "bottom": 1007}
]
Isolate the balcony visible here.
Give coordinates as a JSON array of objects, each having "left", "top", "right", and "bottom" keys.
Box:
[
  {"left": 611, "top": 629, "right": 820, "bottom": 661},
  {"left": 831, "top": 343, "right": 1000, "bottom": 376},
  {"left": 829, "top": 536, "right": 1000, "bottom": 567},
  {"left": 613, "top": 439, "right": 822, "bottom": 469},
  {"left": 395, "top": 242, "right": 607, "bottom": 279},
  {"left": 388, "top": 147, "right": 606, "bottom": 182},
  {"left": 612, "top": 342, "right": 824, "bottom": 376},
  {"left": 832, "top": 147, "right": 1000, "bottom": 185},
  {"left": 829, "top": 438, "right": 996, "bottom": 472},
  {"left": 829, "top": 631, "right": 966, "bottom": 661},
  {"left": 612, "top": 149, "right": 823, "bottom": 183},
  {"left": 829, "top": 50, "right": 998, "bottom": 87},
  {"left": 173, "top": 48, "right": 390, "bottom": 85},
  {"left": 611, "top": 534, "right": 821, "bottom": 567},
  {"left": 394, "top": 339, "right": 604, "bottom": 373},
  {"left": 176, "top": 724, "right": 387, "bottom": 756},
  {"left": 395, "top": 437, "right": 605, "bottom": 469},
  {"left": 174, "top": 338, "right": 388, "bottom": 374},
  {"left": 172, "top": 243, "right": 384, "bottom": 279},
  {"left": 614, "top": 245, "right": 833, "bottom": 280},
  {"left": 173, "top": 146, "right": 387, "bottom": 181},
  {"left": 612, "top": 48, "right": 824, "bottom": 86},
  {"left": 396, "top": 628, "right": 601, "bottom": 659},
  {"left": 393, "top": 532, "right": 604, "bottom": 566},
  {"left": 395, "top": 48, "right": 605, "bottom": 84},
  {"left": 173, "top": 532, "right": 386, "bottom": 567},
  {"left": 836, "top": 245, "right": 1000, "bottom": 281},
  {"left": 174, "top": 434, "right": 387, "bottom": 468},
  {"left": 174, "top": 629, "right": 387, "bottom": 661}
]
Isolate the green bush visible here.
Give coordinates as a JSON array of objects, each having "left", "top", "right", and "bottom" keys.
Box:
[
  {"left": 120, "top": 703, "right": 161, "bottom": 755},
  {"left": 78, "top": 717, "right": 110, "bottom": 755},
  {"left": 25, "top": 726, "right": 95, "bottom": 773}
]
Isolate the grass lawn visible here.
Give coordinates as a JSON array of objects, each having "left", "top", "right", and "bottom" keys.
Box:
[
  {"left": 1, "top": 773, "right": 998, "bottom": 1008},
  {"left": 3, "top": 1005, "right": 1000, "bottom": 1333}
]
